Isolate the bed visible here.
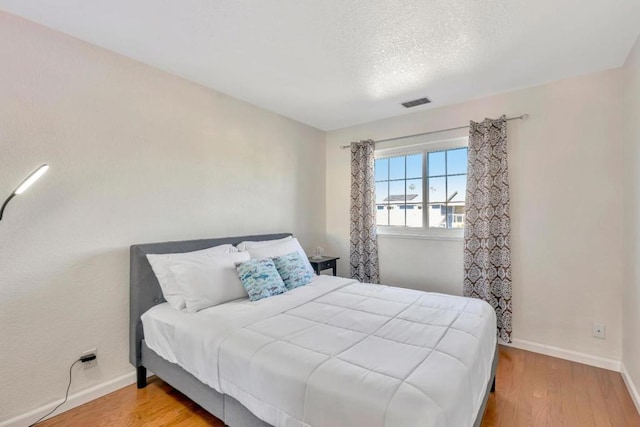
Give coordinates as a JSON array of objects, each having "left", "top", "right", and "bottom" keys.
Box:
[{"left": 130, "top": 233, "right": 498, "bottom": 427}]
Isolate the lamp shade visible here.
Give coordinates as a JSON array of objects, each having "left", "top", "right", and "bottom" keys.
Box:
[{"left": 0, "top": 164, "right": 49, "bottom": 221}]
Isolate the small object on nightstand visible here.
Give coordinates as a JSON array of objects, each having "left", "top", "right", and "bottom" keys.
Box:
[
  {"left": 311, "top": 246, "right": 324, "bottom": 260},
  {"left": 308, "top": 256, "right": 340, "bottom": 276}
]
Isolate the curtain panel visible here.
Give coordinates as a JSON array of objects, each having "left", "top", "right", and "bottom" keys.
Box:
[
  {"left": 463, "top": 116, "right": 513, "bottom": 342},
  {"left": 349, "top": 140, "right": 379, "bottom": 284}
]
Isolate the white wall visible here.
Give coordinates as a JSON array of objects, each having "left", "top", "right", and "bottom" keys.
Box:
[
  {"left": 623, "top": 35, "right": 640, "bottom": 408},
  {"left": 0, "top": 13, "right": 325, "bottom": 422},
  {"left": 326, "top": 69, "right": 625, "bottom": 361}
]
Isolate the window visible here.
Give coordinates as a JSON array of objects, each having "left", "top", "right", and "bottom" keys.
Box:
[{"left": 374, "top": 138, "right": 468, "bottom": 235}]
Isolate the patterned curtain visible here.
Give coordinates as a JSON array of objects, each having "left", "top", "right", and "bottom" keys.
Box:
[
  {"left": 350, "top": 140, "right": 379, "bottom": 284},
  {"left": 463, "top": 116, "right": 512, "bottom": 342}
]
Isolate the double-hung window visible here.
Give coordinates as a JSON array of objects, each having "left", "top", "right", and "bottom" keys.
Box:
[{"left": 374, "top": 137, "right": 468, "bottom": 237}]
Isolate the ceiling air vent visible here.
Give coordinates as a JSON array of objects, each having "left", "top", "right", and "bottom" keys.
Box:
[{"left": 401, "top": 97, "right": 431, "bottom": 108}]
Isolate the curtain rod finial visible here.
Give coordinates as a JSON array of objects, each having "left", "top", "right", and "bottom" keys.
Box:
[{"left": 521, "top": 113, "right": 530, "bottom": 120}]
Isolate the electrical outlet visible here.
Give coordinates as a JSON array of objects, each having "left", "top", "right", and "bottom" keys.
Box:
[
  {"left": 592, "top": 323, "right": 606, "bottom": 339},
  {"left": 80, "top": 348, "right": 98, "bottom": 367}
]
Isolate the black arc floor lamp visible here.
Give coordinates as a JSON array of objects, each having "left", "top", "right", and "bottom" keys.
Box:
[{"left": 0, "top": 164, "right": 49, "bottom": 221}]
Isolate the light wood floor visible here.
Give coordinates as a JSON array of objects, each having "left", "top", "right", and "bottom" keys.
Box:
[{"left": 39, "top": 346, "right": 640, "bottom": 427}]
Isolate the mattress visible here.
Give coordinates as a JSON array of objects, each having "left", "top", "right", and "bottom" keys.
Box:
[{"left": 142, "top": 275, "right": 497, "bottom": 427}]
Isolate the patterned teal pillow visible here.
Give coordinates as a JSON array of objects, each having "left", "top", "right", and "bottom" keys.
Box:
[
  {"left": 236, "top": 258, "right": 287, "bottom": 301},
  {"left": 272, "top": 251, "right": 314, "bottom": 290}
]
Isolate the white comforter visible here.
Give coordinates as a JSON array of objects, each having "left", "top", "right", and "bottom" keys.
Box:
[{"left": 142, "top": 275, "right": 497, "bottom": 427}]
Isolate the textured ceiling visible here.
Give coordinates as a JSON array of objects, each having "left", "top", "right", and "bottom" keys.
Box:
[{"left": 1, "top": 1, "right": 639, "bottom": 130}]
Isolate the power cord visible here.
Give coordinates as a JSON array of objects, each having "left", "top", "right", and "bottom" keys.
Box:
[{"left": 29, "top": 357, "right": 86, "bottom": 426}]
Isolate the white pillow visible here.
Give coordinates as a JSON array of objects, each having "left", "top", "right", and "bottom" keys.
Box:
[
  {"left": 236, "top": 236, "right": 292, "bottom": 251},
  {"left": 146, "top": 244, "right": 238, "bottom": 310},
  {"left": 169, "top": 251, "right": 250, "bottom": 313},
  {"left": 246, "top": 238, "right": 314, "bottom": 275}
]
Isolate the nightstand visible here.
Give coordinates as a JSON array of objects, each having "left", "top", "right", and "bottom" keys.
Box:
[{"left": 308, "top": 256, "right": 340, "bottom": 276}]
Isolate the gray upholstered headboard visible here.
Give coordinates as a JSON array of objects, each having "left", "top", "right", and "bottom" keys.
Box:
[{"left": 129, "top": 233, "right": 292, "bottom": 367}]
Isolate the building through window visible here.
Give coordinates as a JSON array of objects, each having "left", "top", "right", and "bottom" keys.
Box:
[{"left": 375, "top": 144, "right": 468, "bottom": 230}]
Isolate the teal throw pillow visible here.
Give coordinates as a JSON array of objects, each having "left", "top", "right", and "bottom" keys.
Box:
[
  {"left": 272, "top": 251, "right": 314, "bottom": 290},
  {"left": 236, "top": 258, "right": 287, "bottom": 301}
]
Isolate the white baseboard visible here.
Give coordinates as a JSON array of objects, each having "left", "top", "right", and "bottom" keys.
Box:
[
  {"left": 0, "top": 371, "right": 136, "bottom": 427},
  {"left": 503, "top": 338, "right": 622, "bottom": 372},
  {"left": 622, "top": 363, "right": 640, "bottom": 414}
]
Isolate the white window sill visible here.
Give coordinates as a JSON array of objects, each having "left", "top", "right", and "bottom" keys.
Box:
[{"left": 377, "top": 228, "right": 464, "bottom": 242}]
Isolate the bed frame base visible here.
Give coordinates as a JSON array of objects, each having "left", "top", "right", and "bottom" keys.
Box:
[
  {"left": 141, "top": 341, "right": 268, "bottom": 426},
  {"left": 473, "top": 347, "right": 499, "bottom": 427}
]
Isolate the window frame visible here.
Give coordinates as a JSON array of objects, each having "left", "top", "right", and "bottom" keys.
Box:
[{"left": 374, "top": 136, "right": 468, "bottom": 240}]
